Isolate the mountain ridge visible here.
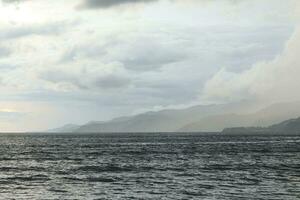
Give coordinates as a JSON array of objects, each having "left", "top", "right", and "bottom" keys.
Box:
[
  {"left": 47, "top": 101, "right": 300, "bottom": 133},
  {"left": 222, "top": 116, "right": 300, "bottom": 134}
]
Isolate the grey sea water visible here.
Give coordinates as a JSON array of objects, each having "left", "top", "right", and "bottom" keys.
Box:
[{"left": 0, "top": 133, "right": 299, "bottom": 199}]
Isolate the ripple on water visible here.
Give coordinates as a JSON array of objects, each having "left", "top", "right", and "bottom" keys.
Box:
[{"left": 0, "top": 133, "right": 298, "bottom": 199}]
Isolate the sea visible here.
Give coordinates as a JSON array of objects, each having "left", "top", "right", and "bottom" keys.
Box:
[{"left": 0, "top": 132, "right": 299, "bottom": 199}]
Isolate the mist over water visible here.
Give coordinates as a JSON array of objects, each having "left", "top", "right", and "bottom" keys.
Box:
[{"left": 0, "top": 133, "right": 299, "bottom": 199}]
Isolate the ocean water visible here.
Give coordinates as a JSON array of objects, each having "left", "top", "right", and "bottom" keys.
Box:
[{"left": 0, "top": 133, "right": 299, "bottom": 199}]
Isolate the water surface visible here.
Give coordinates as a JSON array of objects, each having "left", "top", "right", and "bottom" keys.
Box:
[{"left": 0, "top": 133, "right": 299, "bottom": 199}]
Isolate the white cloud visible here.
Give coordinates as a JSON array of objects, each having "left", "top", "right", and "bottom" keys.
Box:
[
  {"left": 0, "top": 0, "right": 297, "bottom": 131},
  {"left": 77, "top": 0, "right": 157, "bottom": 9},
  {"left": 38, "top": 62, "right": 131, "bottom": 91},
  {"left": 202, "top": 26, "right": 300, "bottom": 105}
]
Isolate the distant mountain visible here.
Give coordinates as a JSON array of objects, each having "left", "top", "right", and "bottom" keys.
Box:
[
  {"left": 48, "top": 101, "right": 300, "bottom": 133},
  {"left": 222, "top": 117, "right": 300, "bottom": 134},
  {"left": 47, "top": 124, "right": 80, "bottom": 133},
  {"left": 222, "top": 127, "right": 267, "bottom": 134},
  {"left": 268, "top": 117, "right": 300, "bottom": 132},
  {"left": 73, "top": 101, "right": 255, "bottom": 133},
  {"left": 179, "top": 101, "right": 300, "bottom": 132}
]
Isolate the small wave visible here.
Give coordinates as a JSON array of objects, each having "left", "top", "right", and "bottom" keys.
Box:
[
  {"left": 47, "top": 188, "right": 68, "bottom": 193},
  {"left": 202, "top": 164, "right": 232, "bottom": 171},
  {"left": 0, "top": 167, "right": 20, "bottom": 172},
  {"left": 87, "top": 177, "right": 119, "bottom": 183},
  {"left": 0, "top": 166, "right": 46, "bottom": 172},
  {"left": 75, "top": 164, "right": 157, "bottom": 173},
  {"left": 76, "top": 165, "right": 134, "bottom": 173},
  {"left": 182, "top": 190, "right": 205, "bottom": 196},
  {"left": 6, "top": 174, "right": 51, "bottom": 182},
  {"left": 63, "top": 176, "right": 120, "bottom": 183},
  {"left": 197, "top": 184, "right": 215, "bottom": 189}
]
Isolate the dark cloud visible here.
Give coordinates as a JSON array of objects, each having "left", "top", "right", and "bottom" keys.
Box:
[
  {"left": 1, "top": 0, "right": 30, "bottom": 4},
  {"left": 38, "top": 69, "right": 85, "bottom": 89},
  {"left": 77, "top": 0, "right": 245, "bottom": 10},
  {"left": 60, "top": 35, "right": 188, "bottom": 71},
  {"left": 94, "top": 74, "right": 131, "bottom": 89},
  {"left": 0, "top": 64, "right": 17, "bottom": 71},
  {"left": 60, "top": 45, "right": 107, "bottom": 63},
  {"left": 0, "top": 21, "right": 73, "bottom": 40},
  {"left": 131, "top": 81, "right": 199, "bottom": 105},
  {"left": 0, "top": 47, "right": 11, "bottom": 57},
  {"left": 2, "top": 0, "right": 21, "bottom": 3},
  {"left": 78, "top": 0, "right": 158, "bottom": 9},
  {"left": 39, "top": 69, "right": 131, "bottom": 90},
  {"left": 115, "top": 37, "right": 188, "bottom": 71},
  {"left": 120, "top": 50, "right": 185, "bottom": 71}
]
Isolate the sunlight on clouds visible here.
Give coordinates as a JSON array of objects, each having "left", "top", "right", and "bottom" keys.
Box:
[
  {"left": 0, "top": 101, "right": 60, "bottom": 132},
  {"left": 0, "top": 2, "right": 37, "bottom": 24},
  {"left": 0, "top": 0, "right": 297, "bottom": 131},
  {"left": 201, "top": 1, "right": 300, "bottom": 105}
]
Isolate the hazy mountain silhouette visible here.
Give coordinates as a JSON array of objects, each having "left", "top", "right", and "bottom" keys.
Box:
[
  {"left": 72, "top": 101, "right": 255, "bottom": 133},
  {"left": 268, "top": 117, "right": 300, "bottom": 132},
  {"left": 180, "top": 101, "right": 300, "bottom": 132},
  {"left": 223, "top": 116, "right": 300, "bottom": 134},
  {"left": 48, "top": 101, "right": 300, "bottom": 133},
  {"left": 47, "top": 124, "right": 80, "bottom": 133}
]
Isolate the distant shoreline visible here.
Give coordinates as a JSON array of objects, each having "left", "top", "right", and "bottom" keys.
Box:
[{"left": 0, "top": 131, "right": 299, "bottom": 137}]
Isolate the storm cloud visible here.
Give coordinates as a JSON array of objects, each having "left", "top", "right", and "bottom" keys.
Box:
[
  {"left": 38, "top": 67, "right": 131, "bottom": 91},
  {"left": 0, "top": 46, "right": 11, "bottom": 57},
  {"left": 1, "top": 0, "right": 30, "bottom": 4},
  {"left": 78, "top": 0, "right": 158, "bottom": 9},
  {"left": 59, "top": 33, "right": 189, "bottom": 71},
  {"left": 0, "top": 21, "right": 73, "bottom": 40},
  {"left": 0, "top": 0, "right": 297, "bottom": 131}
]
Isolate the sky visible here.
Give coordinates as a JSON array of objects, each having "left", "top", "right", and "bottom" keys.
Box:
[{"left": 0, "top": 0, "right": 299, "bottom": 131}]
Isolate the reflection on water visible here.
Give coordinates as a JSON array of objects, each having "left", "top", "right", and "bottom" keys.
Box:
[{"left": 0, "top": 133, "right": 299, "bottom": 199}]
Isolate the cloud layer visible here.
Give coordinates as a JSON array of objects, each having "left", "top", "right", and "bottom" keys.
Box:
[
  {"left": 0, "top": 0, "right": 297, "bottom": 131},
  {"left": 202, "top": 1, "right": 300, "bottom": 105},
  {"left": 203, "top": 27, "right": 300, "bottom": 105},
  {"left": 78, "top": 0, "right": 158, "bottom": 9}
]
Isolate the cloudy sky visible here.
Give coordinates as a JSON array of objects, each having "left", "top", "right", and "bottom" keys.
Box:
[{"left": 0, "top": 0, "right": 299, "bottom": 131}]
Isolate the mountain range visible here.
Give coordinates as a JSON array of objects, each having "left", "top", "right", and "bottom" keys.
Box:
[
  {"left": 223, "top": 116, "right": 300, "bottom": 134},
  {"left": 47, "top": 124, "right": 80, "bottom": 133},
  {"left": 48, "top": 101, "right": 300, "bottom": 133}
]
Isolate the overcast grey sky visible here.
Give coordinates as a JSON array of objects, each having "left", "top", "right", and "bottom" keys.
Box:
[{"left": 0, "top": 0, "right": 298, "bottom": 131}]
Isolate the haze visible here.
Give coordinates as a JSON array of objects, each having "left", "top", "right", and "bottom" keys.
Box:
[{"left": 0, "top": 0, "right": 299, "bottom": 132}]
